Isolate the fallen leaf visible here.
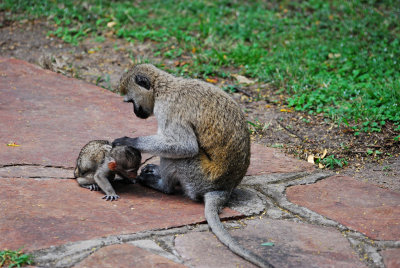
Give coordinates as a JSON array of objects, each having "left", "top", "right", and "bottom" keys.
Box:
[
  {"left": 107, "top": 21, "right": 117, "bottom": 28},
  {"left": 206, "top": 78, "right": 218, "bottom": 84},
  {"left": 174, "top": 61, "right": 188, "bottom": 67},
  {"left": 231, "top": 74, "right": 255, "bottom": 85},
  {"left": 342, "top": 128, "right": 354, "bottom": 134},
  {"left": 321, "top": 149, "right": 328, "bottom": 159},
  {"left": 280, "top": 108, "right": 293, "bottom": 113},
  {"left": 88, "top": 49, "right": 96, "bottom": 54},
  {"left": 307, "top": 155, "right": 315, "bottom": 164},
  {"left": 7, "top": 142, "right": 20, "bottom": 147},
  {"left": 328, "top": 53, "right": 341, "bottom": 59},
  {"left": 318, "top": 163, "right": 325, "bottom": 169}
]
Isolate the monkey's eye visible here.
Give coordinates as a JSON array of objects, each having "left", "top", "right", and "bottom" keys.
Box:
[{"left": 135, "top": 75, "right": 151, "bottom": 90}]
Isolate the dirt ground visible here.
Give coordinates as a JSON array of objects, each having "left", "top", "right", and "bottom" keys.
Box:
[{"left": 1, "top": 18, "right": 399, "bottom": 191}]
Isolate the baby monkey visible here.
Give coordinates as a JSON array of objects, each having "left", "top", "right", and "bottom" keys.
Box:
[{"left": 74, "top": 140, "right": 141, "bottom": 201}]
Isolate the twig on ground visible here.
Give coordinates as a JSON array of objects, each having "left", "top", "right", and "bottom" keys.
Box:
[
  {"left": 233, "top": 86, "right": 253, "bottom": 97},
  {"left": 276, "top": 119, "right": 306, "bottom": 142}
]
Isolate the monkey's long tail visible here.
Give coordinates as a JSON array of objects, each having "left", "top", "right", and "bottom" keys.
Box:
[{"left": 204, "top": 191, "right": 274, "bottom": 268}]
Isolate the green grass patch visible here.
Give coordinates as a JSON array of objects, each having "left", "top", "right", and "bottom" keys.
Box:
[
  {"left": 2, "top": 0, "right": 399, "bottom": 132},
  {"left": 0, "top": 249, "right": 33, "bottom": 267},
  {"left": 321, "top": 155, "right": 348, "bottom": 169}
]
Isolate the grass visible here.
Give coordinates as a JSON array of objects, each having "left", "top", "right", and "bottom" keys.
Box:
[
  {"left": 1, "top": 0, "right": 399, "bottom": 134},
  {"left": 0, "top": 249, "right": 33, "bottom": 267},
  {"left": 321, "top": 155, "right": 348, "bottom": 169}
]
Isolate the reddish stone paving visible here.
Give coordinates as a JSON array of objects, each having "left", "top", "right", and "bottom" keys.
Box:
[
  {"left": 248, "top": 144, "right": 314, "bottom": 175},
  {"left": 0, "top": 165, "right": 71, "bottom": 178},
  {"left": 175, "top": 218, "right": 366, "bottom": 268},
  {"left": 381, "top": 248, "right": 400, "bottom": 268},
  {"left": 0, "top": 57, "right": 157, "bottom": 168},
  {"left": 287, "top": 175, "right": 400, "bottom": 240},
  {"left": 0, "top": 178, "right": 239, "bottom": 252},
  {"left": 74, "top": 244, "right": 186, "bottom": 268}
]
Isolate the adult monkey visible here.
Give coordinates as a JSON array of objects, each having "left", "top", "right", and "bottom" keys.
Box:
[{"left": 113, "top": 64, "right": 273, "bottom": 268}]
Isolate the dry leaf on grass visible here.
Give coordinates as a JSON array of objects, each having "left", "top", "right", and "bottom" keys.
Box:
[{"left": 107, "top": 21, "right": 117, "bottom": 28}]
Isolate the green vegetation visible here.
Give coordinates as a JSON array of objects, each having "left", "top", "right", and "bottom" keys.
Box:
[
  {"left": 2, "top": 0, "right": 399, "bottom": 133},
  {"left": 321, "top": 155, "right": 348, "bottom": 169},
  {"left": 0, "top": 249, "right": 33, "bottom": 267}
]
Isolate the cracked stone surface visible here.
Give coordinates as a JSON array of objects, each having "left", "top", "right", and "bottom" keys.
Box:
[
  {"left": 0, "top": 57, "right": 157, "bottom": 168},
  {"left": 1, "top": 57, "right": 400, "bottom": 267},
  {"left": 175, "top": 218, "right": 367, "bottom": 268},
  {"left": 0, "top": 165, "right": 72, "bottom": 179},
  {"left": 287, "top": 175, "right": 400, "bottom": 240},
  {"left": 74, "top": 244, "right": 186, "bottom": 268},
  {"left": 129, "top": 239, "right": 182, "bottom": 264},
  {"left": 0, "top": 178, "right": 239, "bottom": 252}
]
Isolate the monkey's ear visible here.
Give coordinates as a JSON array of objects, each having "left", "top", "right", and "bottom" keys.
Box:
[
  {"left": 135, "top": 74, "right": 151, "bottom": 90},
  {"left": 108, "top": 161, "right": 117, "bottom": 171}
]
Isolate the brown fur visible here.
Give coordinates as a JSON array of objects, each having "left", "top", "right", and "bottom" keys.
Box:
[{"left": 74, "top": 140, "right": 141, "bottom": 201}]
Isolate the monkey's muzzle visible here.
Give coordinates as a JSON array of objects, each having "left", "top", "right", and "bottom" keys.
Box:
[{"left": 133, "top": 104, "right": 150, "bottom": 119}]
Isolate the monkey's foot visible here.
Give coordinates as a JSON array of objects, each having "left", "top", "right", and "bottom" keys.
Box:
[
  {"left": 102, "top": 194, "right": 120, "bottom": 201},
  {"left": 82, "top": 184, "right": 100, "bottom": 191},
  {"left": 137, "top": 164, "right": 161, "bottom": 184}
]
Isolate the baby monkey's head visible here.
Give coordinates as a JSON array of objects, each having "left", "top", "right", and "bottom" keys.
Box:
[{"left": 108, "top": 145, "right": 142, "bottom": 179}]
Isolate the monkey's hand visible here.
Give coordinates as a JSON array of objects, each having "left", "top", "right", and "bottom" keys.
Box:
[
  {"left": 137, "top": 164, "right": 162, "bottom": 185},
  {"left": 102, "top": 194, "right": 120, "bottom": 201},
  {"left": 80, "top": 184, "right": 100, "bottom": 191},
  {"left": 89, "top": 184, "right": 100, "bottom": 191},
  {"left": 112, "top": 136, "right": 138, "bottom": 147}
]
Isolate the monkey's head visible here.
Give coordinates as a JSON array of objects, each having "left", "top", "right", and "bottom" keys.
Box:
[
  {"left": 118, "top": 64, "right": 157, "bottom": 119},
  {"left": 109, "top": 145, "right": 142, "bottom": 179}
]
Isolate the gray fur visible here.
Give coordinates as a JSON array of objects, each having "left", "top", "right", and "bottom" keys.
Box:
[
  {"left": 74, "top": 140, "right": 141, "bottom": 201},
  {"left": 113, "top": 64, "right": 273, "bottom": 267}
]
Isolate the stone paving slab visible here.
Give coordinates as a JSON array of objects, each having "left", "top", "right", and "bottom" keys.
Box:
[
  {"left": 0, "top": 165, "right": 72, "bottom": 178},
  {"left": 175, "top": 218, "right": 366, "bottom": 268},
  {"left": 381, "top": 248, "right": 400, "bottom": 268},
  {"left": 74, "top": 244, "right": 186, "bottom": 268},
  {"left": 248, "top": 144, "right": 314, "bottom": 175},
  {"left": 286, "top": 175, "right": 400, "bottom": 240},
  {"left": 129, "top": 239, "right": 182, "bottom": 264},
  {"left": 0, "top": 57, "right": 157, "bottom": 168},
  {"left": 0, "top": 178, "right": 239, "bottom": 252}
]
